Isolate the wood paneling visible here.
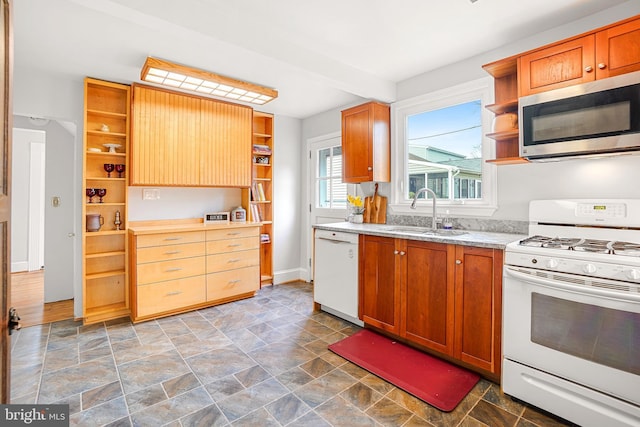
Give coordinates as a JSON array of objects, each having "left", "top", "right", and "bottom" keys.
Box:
[{"left": 130, "top": 84, "right": 252, "bottom": 187}]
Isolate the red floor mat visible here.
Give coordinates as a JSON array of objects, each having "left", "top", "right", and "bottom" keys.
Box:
[{"left": 328, "top": 329, "right": 480, "bottom": 412}]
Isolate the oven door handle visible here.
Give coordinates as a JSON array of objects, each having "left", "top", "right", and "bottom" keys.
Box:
[{"left": 504, "top": 266, "right": 640, "bottom": 303}]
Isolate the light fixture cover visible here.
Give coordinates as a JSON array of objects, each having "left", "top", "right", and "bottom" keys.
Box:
[{"left": 140, "top": 57, "right": 278, "bottom": 105}]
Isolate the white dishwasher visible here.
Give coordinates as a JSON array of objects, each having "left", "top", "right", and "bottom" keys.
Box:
[{"left": 314, "top": 229, "right": 363, "bottom": 326}]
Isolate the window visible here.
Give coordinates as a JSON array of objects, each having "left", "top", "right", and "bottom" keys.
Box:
[
  {"left": 391, "top": 78, "right": 497, "bottom": 216},
  {"left": 317, "top": 145, "right": 347, "bottom": 208}
]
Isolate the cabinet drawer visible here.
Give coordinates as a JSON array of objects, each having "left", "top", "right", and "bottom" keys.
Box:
[
  {"left": 207, "top": 249, "right": 259, "bottom": 274},
  {"left": 207, "top": 227, "right": 258, "bottom": 241},
  {"left": 137, "top": 231, "right": 205, "bottom": 248},
  {"left": 136, "top": 257, "right": 205, "bottom": 285},
  {"left": 206, "top": 236, "right": 259, "bottom": 254},
  {"left": 207, "top": 266, "right": 259, "bottom": 302},
  {"left": 137, "top": 276, "right": 206, "bottom": 317},
  {"left": 136, "top": 242, "right": 205, "bottom": 264}
]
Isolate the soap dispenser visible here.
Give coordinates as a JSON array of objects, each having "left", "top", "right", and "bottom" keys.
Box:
[{"left": 442, "top": 210, "right": 453, "bottom": 230}]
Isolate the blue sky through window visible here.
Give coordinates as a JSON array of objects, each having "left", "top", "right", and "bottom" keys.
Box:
[{"left": 407, "top": 100, "right": 482, "bottom": 159}]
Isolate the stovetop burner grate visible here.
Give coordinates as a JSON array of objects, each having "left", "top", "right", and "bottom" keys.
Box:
[{"left": 518, "top": 235, "right": 640, "bottom": 257}]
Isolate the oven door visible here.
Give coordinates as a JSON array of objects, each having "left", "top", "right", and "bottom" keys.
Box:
[{"left": 503, "top": 265, "right": 640, "bottom": 406}]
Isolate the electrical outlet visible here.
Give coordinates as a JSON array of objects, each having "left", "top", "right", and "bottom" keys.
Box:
[{"left": 142, "top": 188, "right": 160, "bottom": 200}]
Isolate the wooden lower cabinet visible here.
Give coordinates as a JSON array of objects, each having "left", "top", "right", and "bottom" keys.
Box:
[
  {"left": 359, "top": 235, "right": 503, "bottom": 379},
  {"left": 359, "top": 235, "right": 401, "bottom": 334},
  {"left": 129, "top": 224, "right": 260, "bottom": 322}
]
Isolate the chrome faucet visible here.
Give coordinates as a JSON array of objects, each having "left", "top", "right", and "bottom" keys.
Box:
[{"left": 411, "top": 187, "right": 437, "bottom": 230}]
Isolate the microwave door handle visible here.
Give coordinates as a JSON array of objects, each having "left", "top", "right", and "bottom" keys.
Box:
[{"left": 504, "top": 266, "right": 640, "bottom": 303}]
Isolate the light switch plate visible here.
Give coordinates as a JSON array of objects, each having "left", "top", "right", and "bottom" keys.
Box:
[{"left": 142, "top": 188, "right": 160, "bottom": 200}]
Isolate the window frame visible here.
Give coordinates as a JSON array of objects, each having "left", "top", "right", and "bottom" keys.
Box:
[{"left": 390, "top": 77, "right": 498, "bottom": 217}]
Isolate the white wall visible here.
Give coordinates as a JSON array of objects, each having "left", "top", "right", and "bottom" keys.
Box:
[{"left": 272, "top": 115, "right": 303, "bottom": 283}]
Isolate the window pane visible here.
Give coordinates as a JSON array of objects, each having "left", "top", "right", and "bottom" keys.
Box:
[
  {"left": 315, "top": 144, "right": 347, "bottom": 209},
  {"left": 318, "top": 148, "right": 330, "bottom": 178},
  {"left": 406, "top": 100, "right": 482, "bottom": 201}
]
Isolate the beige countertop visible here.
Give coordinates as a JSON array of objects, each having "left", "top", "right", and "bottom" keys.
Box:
[
  {"left": 128, "top": 221, "right": 261, "bottom": 235},
  {"left": 313, "top": 222, "right": 526, "bottom": 249}
]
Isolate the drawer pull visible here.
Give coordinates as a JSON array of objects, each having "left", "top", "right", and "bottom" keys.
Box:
[
  {"left": 228, "top": 280, "right": 241, "bottom": 284},
  {"left": 227, "top": 232, "right": 241, "bottom": 236},
  {"left": 164, "top": 250, "right": 182, "bottom": 255},
  {"left": 228, "top": 259, "right": 240, "bottom": 263},
  {"left": 164, "top": 237, "right": 182, "bottom": 241},
  {"left": 166, "top": 291, "right": 183, "bottom": 296},
  {"left": 228, "top": 243, "right": 241, "bottom": 247},
  {"left": 166, "top": 267, "right": 183, "bottom": 272}
]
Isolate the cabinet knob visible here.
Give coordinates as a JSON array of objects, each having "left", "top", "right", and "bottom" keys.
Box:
[
  {"left": 399, "top": 251, "right": 406, "bottom": 256},
  {"left": 584, "top": 65, "right": 593, "bottom": 73},
  {"left": 367, "top": 166, "right": 373, "bottom": 171},
  {"left": 394, "top": 250, "right": 399, "bottom": 255},
  {"left": 598, "top": 63, "right": 606, "bottom": 69},
  {"left": 455, "top": 259, "right": 462, "bottom": 265}
]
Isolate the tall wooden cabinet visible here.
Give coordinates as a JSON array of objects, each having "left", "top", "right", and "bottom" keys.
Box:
[
  {"left": 242, "top": 111, "right": 274, "bottom": 286},
  {"left": 359, "top": 235, "right": 503, "bottom": 380},
  {"left": 82, "top": 78, "right": 131, "bottom": 324},
  {"left": 341, "top": 101, "right": 390, "bottom": 183}
]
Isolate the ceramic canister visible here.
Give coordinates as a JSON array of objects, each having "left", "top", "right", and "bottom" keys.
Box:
[{"left": 86, "top": 213, "right": 104, "bottom": 232}]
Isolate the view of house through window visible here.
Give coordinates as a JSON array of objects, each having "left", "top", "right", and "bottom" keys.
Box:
[
  {"left": 317, "top": 146, "right": 347, "bottom": 208},
  {"left": 406, "top": 100, "right": 482, "bottom": 200}
]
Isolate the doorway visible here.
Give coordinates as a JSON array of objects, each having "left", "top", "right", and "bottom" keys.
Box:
[
  {"left": 307, "top": 133, "right": 359, "bottom": 283},
  {"left": 10, "top": 116, "right": 77, "bottom": 326}
]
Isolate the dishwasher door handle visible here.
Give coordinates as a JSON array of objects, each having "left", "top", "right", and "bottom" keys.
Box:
[{"left": 317, "top": 237, "right": 352, "bottom": 244}]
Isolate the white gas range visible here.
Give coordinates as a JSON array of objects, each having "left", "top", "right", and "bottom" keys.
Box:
[{"left": 502, "top": 199, "right": 640, "bottom": 427}]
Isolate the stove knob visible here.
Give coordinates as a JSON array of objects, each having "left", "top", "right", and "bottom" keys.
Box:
[
  {"left": 546, "top": 259, "right": 559, "bottom": 269},
  {"left": 626, "top": 269, "right": 640, "bottom": 281},
  {"left": 583, "top": 263, "right": 597, "bottom": 274}
]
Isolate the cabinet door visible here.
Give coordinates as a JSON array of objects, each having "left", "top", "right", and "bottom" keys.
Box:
[
  {"left": 342, "top": 103, "right": 373, "bottom": 183},
  {"left": 518, "top": 36, "right": 596, "bottom": 97},
  {"left": 360, "top": 235, "right": 401, "bottom": 334},
  {"left": 453, "top": 246, "right": 503, "bottom": 375},
  {"left": 131, "top": 85, "right": 200, "bottom": 186},
  {"left": 404, "top": 241, "right": 455, "bottom": 355},
  {"left": 199, "top": 98, "right": 252, "bottom": 187},
  {"left": 595, "top": 17, "right": 640, "bottom": 79}
]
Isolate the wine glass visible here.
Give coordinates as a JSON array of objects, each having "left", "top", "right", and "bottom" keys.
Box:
[
  {"left": 115, "top": 164, "right": 125, "bottom": 178},
  {"left": 96, "top": 188, "right": 107, "bottom": 203},
  {"left": 104, "top": 163, "right": 115, "bottom": 178},
  {"left": 85, "top": 188, "right": 96, "bottom": 203}
]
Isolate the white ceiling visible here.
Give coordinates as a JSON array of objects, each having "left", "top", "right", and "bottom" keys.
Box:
[{"left": 14, "top": 0, "right": 629, "bottom": 118}]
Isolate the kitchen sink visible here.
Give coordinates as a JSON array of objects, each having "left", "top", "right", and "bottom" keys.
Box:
[
  {"left": 384, "top": 226, "right": 434, "bottom": 234},
  {"left": 422, "top": 229, "right": 467, "bottom": 236},
  {"left": 382, "top": 226, "right": 467, "bottom": 236}
]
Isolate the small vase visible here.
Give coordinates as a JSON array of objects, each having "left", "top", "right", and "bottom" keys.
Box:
[{"left": 351, "top": 213, "right": 364, "bottom": 224}]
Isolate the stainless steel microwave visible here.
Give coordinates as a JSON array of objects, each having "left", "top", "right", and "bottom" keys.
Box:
[{"left": 519, "top": 71, "right": 640, "bottom": 161}]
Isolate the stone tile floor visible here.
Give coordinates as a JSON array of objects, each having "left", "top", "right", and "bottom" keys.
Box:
[{"left": 10, "top": 281, "right": 574, "bottom": 426}]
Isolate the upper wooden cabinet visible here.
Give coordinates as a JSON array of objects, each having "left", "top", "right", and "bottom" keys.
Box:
[
  {"left": 519, "top": 36, "right": 596, "bottom": 96},
  {"left": 341, "top": 101, "right": 390, "bottom": 183},
  {"left": 519, "top": 16, "right": 640, "bottom": 96},
  {"left": 484, "top": 14, "right": 640, "bottom": 164},
  {"left": 130, "top": 84, "right": 252, "bottom": 187}
]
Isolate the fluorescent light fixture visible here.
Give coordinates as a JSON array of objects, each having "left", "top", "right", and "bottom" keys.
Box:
[{"left": 140, "top": 57, "right": 278, "bottom": 105}]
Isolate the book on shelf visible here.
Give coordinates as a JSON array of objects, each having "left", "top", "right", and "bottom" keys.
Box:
[
  {"left": 251, "top": 204, "right": 261, "bottom": 222},
  {"left": 253, "top": 144, "right": 272, "bottom": 155},
  {"left": 260, "top": 233, "right": 271, "bottom": 243},
  {"left": 256, "top": 182, "right": 266, "bottom": 201}
]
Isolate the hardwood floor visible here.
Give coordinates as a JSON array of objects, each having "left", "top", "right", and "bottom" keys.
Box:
[{"left": 10, "top": 270, "right": 74, "bottom": 328}]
